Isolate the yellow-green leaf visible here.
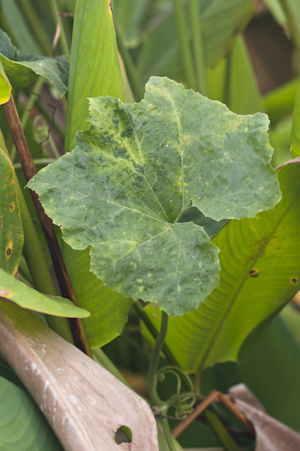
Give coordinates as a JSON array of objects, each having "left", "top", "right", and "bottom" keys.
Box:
[{"left": 0, "top": 268, "right": 90, "bottom": 318}]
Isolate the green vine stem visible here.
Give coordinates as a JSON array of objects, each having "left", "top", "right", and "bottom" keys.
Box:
[
  {"left": 134, "top": 300, "right": 241, "bottom": 451},
  {"left": 204, "top": 409, "right": 240, "bottom": 451},
  {"left": 10, "top": 77, "right": 45, "bottom": 163},
  {"left": 188, "top": 0, "right": 209, "bottom": 96},
  {"left": 14, "top": 158, "right": 56, "bottom": 170},
  {"left": 147, "top": 311, "right": 169, "bottom": 406},
  {"left": 172, "top": 0, "right": 197, "bottom": 90},
  {"left": 147, "top": 311, "right": 177, "bottom": 451},
  {"left": 133, "top": 300, "right": 180, "bottom": 367}
]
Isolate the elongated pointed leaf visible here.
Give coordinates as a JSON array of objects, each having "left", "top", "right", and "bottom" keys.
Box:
[
  {"left": 28, "top": 77, "right": 280, "bottom": 317},
  {"left": 0, "top": 375, "right": 62, "bottom": 451},
  {"left": 143, "top": 164, "right": 300, "bottom": 371},
  {"left": 63, "top": 0, "right": 128, "bottom": 347},
  {"left": 65, "top": 0, "right": 124, "bottom": 153},
  {"left": 0, "top": 29, "right": 68, "bottom": 96},
  {"left": 0, "top": 149, "right": 23, "bottom": 276},
  {"left": 0, "top": 268, "right": 90, "bottom": 318}
]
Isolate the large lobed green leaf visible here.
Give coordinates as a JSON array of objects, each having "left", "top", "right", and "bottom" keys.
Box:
[
  {"left": 143, "top": 163, "right": 300, "bottom": 371},
  {"left": 0, "top": 149, "right": 23, "bottom": 276},
  {"left": 0, "top": 29, "right": 68, "bottom": 96},
  {"left": 28, "top": 77, "right": 280, "bottom": 317},
  {"left": 0, "top": 268, "right": 90, "bottom": 318}
]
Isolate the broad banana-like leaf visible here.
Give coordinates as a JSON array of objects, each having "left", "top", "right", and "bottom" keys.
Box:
[
  {"left": 138, "top": 0, "right": 255, "bottom": 82},
  {"left": 0, "top": 375, "right": 62, "bottom": 451},
  {"left": 202, "top": 312, "right": 300, "bottom": 433},
  {"left": 0, "top": 29, "right": 68, "bottom": 96},
  {"left": 0, "top": 148, "right": 23, "bottom": 276},
  {"left": 0, "top": 268, "right": 90, "bottom": 318},
  {"left": 0, "top": 300, "right": 159, "bottom": 451},
  {"left": 142, "top": 163, "right": 300, "bottom": 370},
  {"left": 28, "top": 77, "right": 280, "bottom": 317}
]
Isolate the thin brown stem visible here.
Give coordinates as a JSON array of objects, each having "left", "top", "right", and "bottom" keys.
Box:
[
  {"left": 171, "top": 390, "right": 255, "bottom": 439},
  {"left": 2, "top": 93, "right": 91, "bottom": 357}
]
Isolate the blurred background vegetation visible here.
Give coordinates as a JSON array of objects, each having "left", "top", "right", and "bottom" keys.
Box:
[{"left": 1, "top": 1, "right": 300, "bottom": 449}]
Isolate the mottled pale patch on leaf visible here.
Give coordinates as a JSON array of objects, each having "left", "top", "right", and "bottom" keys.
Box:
[{"left": 28, "top": 77, "right": 281, "bottom": 317}]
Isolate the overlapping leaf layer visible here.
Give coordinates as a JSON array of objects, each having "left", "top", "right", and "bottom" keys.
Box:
[{"left": 29, "top": 77, "right": 280, "bottom": 317}]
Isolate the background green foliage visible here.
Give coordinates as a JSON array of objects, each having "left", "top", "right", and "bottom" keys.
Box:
[{"left": 1, "top": 0, "right": 300, "bottom": 450}]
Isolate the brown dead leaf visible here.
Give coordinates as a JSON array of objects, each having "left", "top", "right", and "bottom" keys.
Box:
[{"left": 229, "top": 384, "right": 300, "bottom": 451}]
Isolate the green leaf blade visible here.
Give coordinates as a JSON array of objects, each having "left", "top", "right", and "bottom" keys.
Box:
[
  {"left": 28, "top": 77, "right": 281, "bottom": 317},
  {"left": 65, "top": 0, "right": 125, "bottom": 153},
  {"left": 0, "top": 149, "right": 23, "bottom": 276},
  {"left": 0, "top": 29, "right": 68, "bottom": 96},
  {"left": 62, "top": 244, "right": 132, "bottom": 349},
  {"left": 143, "top": 164, "right": 300, "bottom": 371},
  {"left": 0, "top": 376, "right": 63, "bottom": 451},
  {"left": 0, "top": 268, "right": 90, "bottom": 318}
]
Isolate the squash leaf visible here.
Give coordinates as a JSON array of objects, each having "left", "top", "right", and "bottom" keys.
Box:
[{"left": 28, "top": 77, "right": 281, "bottom": 317}]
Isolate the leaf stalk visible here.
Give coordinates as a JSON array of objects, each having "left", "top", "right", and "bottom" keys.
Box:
[{"left": 2, "top": 92, "right": 92, "bottom": 357}]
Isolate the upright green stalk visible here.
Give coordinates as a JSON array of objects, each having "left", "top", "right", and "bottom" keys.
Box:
[
  {"left": 49, "top": 0, "right": 70, "bottom": 56},
  {"left": 133, "top": 300, "right": 180, "bottom": 367},
  {"left": 204, "top": 410, "right": 240, "bottom": 451},
  {"left": 279, "top": 0, "right": 300, "bottom": 55},
  {"left": 10, "top": 77, "right": 45, "bottom": 163},
  {"left": 18, "top": 0, "right": 52, "bottom": 55},
  {"left": 147, "top": 311, "right": 177, "bottom": 451},
  {"left": 135, "top": 303, "right": 241, "bottom": 451},
  {"left": 172, "top": 0, "right": 197, "bottom": 90},
  {"left": 188, "top": 0, "right": 209, "bottom": 96}
]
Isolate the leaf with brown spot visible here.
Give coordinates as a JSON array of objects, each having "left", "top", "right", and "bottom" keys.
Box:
[{"left": 0, "top": 148, "right": 23, "bottom": 275}]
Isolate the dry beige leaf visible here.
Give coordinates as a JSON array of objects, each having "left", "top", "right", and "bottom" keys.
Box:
[
  {"left": 229, "top": 384, "right": 300, "bottom": 451},
  {"left": 0, "top": 300, "right": 159, "bottom": 451}
]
